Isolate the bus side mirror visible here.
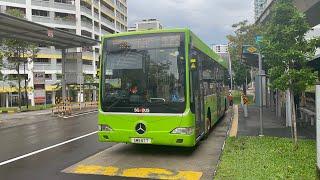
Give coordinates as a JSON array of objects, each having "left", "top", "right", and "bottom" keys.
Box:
[{"left": 96, "top": 68, "right": 100, "bottom": 78}]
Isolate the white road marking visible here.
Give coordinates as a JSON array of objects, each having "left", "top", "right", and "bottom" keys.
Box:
[
  {"left": 0, "top": 131, "right": 98, "bottom": 166},
  {"left": 63, "top": 111, "right": 98, "bottom": 119}
]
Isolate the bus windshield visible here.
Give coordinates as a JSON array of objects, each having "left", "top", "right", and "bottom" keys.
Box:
[{"left": 101, "top": 33, "right": 186, "bottom": 113}]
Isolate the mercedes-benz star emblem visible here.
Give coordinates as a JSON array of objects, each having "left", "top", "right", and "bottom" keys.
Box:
[{"left": 135, "top": 123, "right": 146, "bottom": 134}]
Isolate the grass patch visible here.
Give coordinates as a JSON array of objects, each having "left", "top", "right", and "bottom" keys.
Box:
[{"left": 215, "top": 136, "right": 316, "bottom": 179}]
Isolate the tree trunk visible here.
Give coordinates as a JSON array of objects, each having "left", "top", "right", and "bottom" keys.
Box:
[
  {"left": 290, "top": 90, "right": 298, "bottom": 145},
  {"left": 17, "top": 62, "right": 21, "bottom": 110},
  {"left": 243, "top": 83, "right": 247, "bottom": 95}
]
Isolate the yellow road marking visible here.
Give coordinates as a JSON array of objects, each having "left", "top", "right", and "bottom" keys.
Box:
[
  {"left": 230, "top": 105, "right": 238, "bottom": 137},
  {"left": 72, "top": 165, "right": 203, "bottom": 180}
]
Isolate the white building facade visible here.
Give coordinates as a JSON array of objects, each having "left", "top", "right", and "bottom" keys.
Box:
[{"left": 0, "top": 0, "right": 128, "bottom": 107}]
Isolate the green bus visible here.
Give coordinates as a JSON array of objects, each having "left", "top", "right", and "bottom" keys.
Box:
[{"left": 98, "top": 28, "right": 228, "bottom": 147}]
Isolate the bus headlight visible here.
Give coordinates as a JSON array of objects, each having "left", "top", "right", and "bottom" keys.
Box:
[
  {"left": 98, "top": 125, "right": 113, "bottom": 132},
  {"left": 171, "top": 127, "right": 194, "bottom": 135}
]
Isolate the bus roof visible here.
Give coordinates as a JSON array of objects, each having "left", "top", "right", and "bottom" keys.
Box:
[{"left": 102, "top": 28, "right": 228, "bottom": 69}]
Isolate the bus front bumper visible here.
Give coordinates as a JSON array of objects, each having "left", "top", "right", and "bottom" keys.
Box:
[{"left": 98, "top": 131, "right": 196, "bottom": 147}]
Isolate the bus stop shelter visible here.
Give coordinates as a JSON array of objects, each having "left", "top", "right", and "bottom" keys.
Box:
[{"left": 0, "top": 12, "right": 99, "bottom": 101}]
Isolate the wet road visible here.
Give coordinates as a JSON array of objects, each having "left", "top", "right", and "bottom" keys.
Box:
[
  {"left": 0, "top": 112, "right": 131, "bottom": 180},
  {"left": 0, "top": 110, "right": 231, "bottom": 180}
]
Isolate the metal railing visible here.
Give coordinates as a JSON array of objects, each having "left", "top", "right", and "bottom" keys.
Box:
[
  {"left": 94, "top": 27, "right": 100, "bottom": 34},
  {"left": 83, "top": 64, "right": 94, "bottom": 72},
  {"left": 32, "top": 15, "right": 51, "bottom": 23},
  {"left": 100, "top": 5, "right": 114, "bottom": 17},
  {"left": 53, "top": 2, "right": 76, "bottom": 11},
  {"left": 31, "top": 0, "right": 76, "bottom": 10},
  {"left": 31, "top": 0, "right": 50, "bottom": 6},
  {"left": 101, "top": 29, "right": 110, "bottom": 35},
  {"left": 54, "top": 18, "right": 76, "bottom": 26},
  {"left": 93, "top": 0, "right": 99, "bottom": 6},
  {"left": 94, "top": 12, "right": 99, "bottom": 20},
  {"left": 101, "top": 16, "right": 114, "bottom": 27},
  {"left": 81, "top": 20, "right": 93, "bottom": 29},
  {"left": 80, "top": 6, "right": 92, "bottom": 16},
  {"left": 0, "top": 0, "right": 26, "bottom": 4}
]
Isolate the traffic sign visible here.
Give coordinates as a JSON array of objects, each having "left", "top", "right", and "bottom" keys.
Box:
[
  {"left": 256, "top": 35, "right": 263, "bottom": 44},
  {"left": 243, "top": 45, "right": 257, "bottom": 54}
]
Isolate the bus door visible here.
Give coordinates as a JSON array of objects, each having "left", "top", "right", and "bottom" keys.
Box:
[
  {"left": 217, "top": 83, "right": 222, "bottom": 117},
  {"left": 190, "top": 56, "right": 205, "bottom": 139}
]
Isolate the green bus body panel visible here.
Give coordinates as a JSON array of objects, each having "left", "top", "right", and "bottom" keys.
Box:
[
  {"left": 98, "top": 111, "right": 196, "bottom": 147},
  {"left": 99, "top": 28, "right": 227, "bottom": 147}
]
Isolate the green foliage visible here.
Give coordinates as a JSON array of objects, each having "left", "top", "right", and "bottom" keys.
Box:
[
  {"left": 215, "top": 137, "right": 316, "bottom": 179},
  {"left": 227, "top": 20, "right": 260, "bottom": 87},
  {"left": 5, "top": 8, "right": 25, "bottom": 18},
  {"left": 261, "top": 0, "right": 320, "bottom": 94}
]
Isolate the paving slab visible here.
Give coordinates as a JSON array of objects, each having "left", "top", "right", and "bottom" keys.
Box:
[{"left": 63, "top": 110, "right": 232, "bottom": 180}]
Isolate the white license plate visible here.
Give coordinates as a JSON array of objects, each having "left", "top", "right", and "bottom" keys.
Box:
[{"left": 131, "top": 138, "right": 152, "bottom": 144}]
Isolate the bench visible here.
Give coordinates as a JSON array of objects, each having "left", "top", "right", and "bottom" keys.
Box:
[{"left": 299, "top": 107, "right": 316, "bottom": 126}]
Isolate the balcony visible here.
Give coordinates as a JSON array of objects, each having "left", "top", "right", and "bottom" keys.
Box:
[
  {"left": 32, "top": 15, "right": 51, "bottom": 24},
  {"left": 0, "top": 0, "right": 26, "bottom": 4},
  {"left": 83, "top": 64, "right": 94, "bottom": 72},
  {"left": 101, "top": 29, "right": 111, "bottom": 35},
  {"left": 101, "top": 5, "right": 114, "bottom": 17},
  {"left": 101, "top": 16, "right": 114, "bottom": 27},
  {"left": 81, "top": 21, "right": 93, "bottom": 30},
  {"left": 33, "top": 64, "right": 61, "bottom": 71},
  {"left": 53, "top": 2, "right": 76, "bottom": 11},
  {"left": 81, "top": 6, "right": 92, "bottom": 17},
  {"left": 94, "top": 27, "right": 100, "bottom": 34},
  {"left": 31, "top": 0, "right": 50, "bottom": 6},
  {"left": 31, "top": 0, "right": 76, "bottom": 11},
  {"left": 38, "top": 47, "right": 61, "bottom": 54},
  {"left": 94, "top": 12, "right": 99, "bottom": 20},
  {"left": 54, "top": 17, "right": 76, "bottom": 26},
  {"left": 93, "top": 0, "right": 99, "bottom": 7},
  {"left": 104, "top": 0, "right": 114, "bottom": 5}
]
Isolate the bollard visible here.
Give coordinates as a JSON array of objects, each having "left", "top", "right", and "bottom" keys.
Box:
[{"left": 243, "top": 95, "right": 249, "bottom": 118}]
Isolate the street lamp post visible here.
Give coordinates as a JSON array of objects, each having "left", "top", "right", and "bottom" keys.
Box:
[{"left": 258, "top": 52, "right": 264, "bottom": 136}]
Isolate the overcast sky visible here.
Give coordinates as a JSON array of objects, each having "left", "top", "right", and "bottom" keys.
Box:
[{"left": 128, "top": 0, "right": 254, "bottom": 45}]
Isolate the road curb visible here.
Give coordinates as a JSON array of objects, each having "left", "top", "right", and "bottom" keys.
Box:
[
  {"left": 213, "top": 108, "right": 233, "bottom": 178},
  {"left": 0, "top": 110, "right": 17, "bottom": 114}
]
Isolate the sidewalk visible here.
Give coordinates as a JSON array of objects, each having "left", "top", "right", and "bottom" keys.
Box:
[{"left": 237, "top": 105, "right": 315, "bottom": 139}]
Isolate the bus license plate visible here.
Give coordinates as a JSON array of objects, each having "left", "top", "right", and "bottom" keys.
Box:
[{"left": 131, "top": 138, "right": 151, "bottom": 144}]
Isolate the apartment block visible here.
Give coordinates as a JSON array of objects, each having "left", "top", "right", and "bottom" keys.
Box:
[{"left": 0, "top": 0, "right": 128, "bottom": 107}]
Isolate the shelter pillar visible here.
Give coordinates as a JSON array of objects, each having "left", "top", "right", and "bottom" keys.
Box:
[{"left": 62, "top": 49, "right": 67, "bottom": 100}]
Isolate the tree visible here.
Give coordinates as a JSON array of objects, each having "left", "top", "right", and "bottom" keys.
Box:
[
  {"left": 227, "top": 20, "right": 260, "bottom": 94},
  {"left": 2, "top": 9, "right": 38, "bottom": 110},
  {"left": 261, "top": 0, "right": 320, "bottom": 144}
]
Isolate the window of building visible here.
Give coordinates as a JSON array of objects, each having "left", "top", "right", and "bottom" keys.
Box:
[
  {"left": 83, "top": 60, "right": 93, "bottom": 65},
  {"left": 54, "top": 0, "right": 74, "bottom": 4},
  {"left": 45, "top": 74, "right": 52, "bottom": 80},
  {"left": 34, "top": 58, "right": 50, "bottom": 64},
  {"left": 32, "top": 9, "right": 49, "bottom": 17}
]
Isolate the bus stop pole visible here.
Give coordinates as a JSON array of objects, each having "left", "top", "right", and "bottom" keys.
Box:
[
  {"left": 259, "top": 52, "right": 264, "bottom": 136},
  {"left": 316, "top": 83, "right": 320, "bottom": 173},
  {"left": 62, "top": 49, "right": 67, "bottom": 101}
]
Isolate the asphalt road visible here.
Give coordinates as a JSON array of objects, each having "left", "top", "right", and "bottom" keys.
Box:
[
  {"left": 0, "top": 110, "right": 231, "bottom": 180},
  {"left": 0, "top": 112, "right": 133, "bottom": 180}
]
